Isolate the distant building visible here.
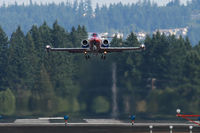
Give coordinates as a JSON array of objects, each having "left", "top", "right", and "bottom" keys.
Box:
[
  {"left": 154, "top": 27, "right": 188, "bottom": 38},
  {"left": 82, "top": 13, "right": 96, "bottom": 18},
  {"left": 136, "top": 32, "right": 147, "bottom": 41}
]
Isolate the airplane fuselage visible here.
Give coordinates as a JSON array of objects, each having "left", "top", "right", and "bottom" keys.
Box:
[{"left": 89, "top": 37, "right": 102, "bottom": 52}]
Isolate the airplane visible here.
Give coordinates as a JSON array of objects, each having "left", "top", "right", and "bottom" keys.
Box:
[{"left": 46, "top": 33, "right": 145, "bottom": 59}]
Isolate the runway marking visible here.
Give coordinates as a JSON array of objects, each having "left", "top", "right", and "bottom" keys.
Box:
[
  {"left": 83, "top": 119, "right": 122, "bottom": 123},
  {"left": 14, "top": 119, "right": 50, "bottom": 124},
  {"left": 38, "top": 117, "right": 63, "bottom": 120}
]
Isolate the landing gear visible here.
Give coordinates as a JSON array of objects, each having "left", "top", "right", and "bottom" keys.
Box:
[
  {"left": 85, "top": 55, "right": 90, "bottom": 60},
  {"left": 101, "top": 55, "right": 106, "bottom": 60},
  {"left": 101, "top": 51, "right": 107, "bottom": 60},
  {"left": 84, "top": 51, "right": 90, "bottom": 60}
]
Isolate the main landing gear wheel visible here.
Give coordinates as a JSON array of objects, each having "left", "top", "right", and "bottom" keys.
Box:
[
  {"left": 101, "top": 55, "right": 106, "bottom": 60},
  {"left": 85, "top": 55, "right": 90, "bottom": 60}
]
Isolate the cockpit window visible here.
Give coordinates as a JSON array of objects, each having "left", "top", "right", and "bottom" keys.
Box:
[{"left": 92, "top": 33, "right": 98, "bottom": 37}]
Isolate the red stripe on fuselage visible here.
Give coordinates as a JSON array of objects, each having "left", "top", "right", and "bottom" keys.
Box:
[{"left": 89, "top": 37, "right": 101, "bottom": 51}]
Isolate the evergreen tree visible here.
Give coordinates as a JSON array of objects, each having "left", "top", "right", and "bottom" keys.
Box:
[
  {"left": 85, "top": 0, "right": 93, "bottom": 17},
  {"left": 50, "top": 21, "right": 77, "bottom": 98},
  {"left": 124, "top": 32, "right": 140, "bottom": 47},
  {"left": 7, "top": 26, "right": 27, "bottom": 90},
  {"left": 25, "top": 32, "right": 39, "bottom": 89},
  {"left": 0, "top": 26, "right": 8, "bottom": 89},
  {"left": 29, "top": 64, "right": 56, "bottom": 114},
  {"left": 7, "top": 26, "right": 31, "bottom": 113},
  {"left": 39, "top": 65, "right": 56, "bottom": 113}
]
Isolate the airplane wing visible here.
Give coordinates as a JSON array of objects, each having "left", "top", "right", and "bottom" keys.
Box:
[
  {"left": 46, "top": 45, "right": 89, "bottom": 53},
  {"left": 100, "top": 44, "right": 145, "bottom": 53}
]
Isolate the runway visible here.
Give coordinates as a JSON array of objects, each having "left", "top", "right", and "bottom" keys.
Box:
[{"left": 0, "top": 122, "right": 200, "bottom": 133}]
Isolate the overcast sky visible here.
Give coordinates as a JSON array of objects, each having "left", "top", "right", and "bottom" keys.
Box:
[{"left": 0, "top": 0, "right": 191, "bottom": 7}]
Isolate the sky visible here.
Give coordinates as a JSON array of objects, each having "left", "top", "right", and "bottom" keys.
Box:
[{"left": 0, "top": 0, "right": 191, "bottom": 7}]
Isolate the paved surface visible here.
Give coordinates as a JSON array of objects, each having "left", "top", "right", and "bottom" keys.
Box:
[
  {"left": 14, "top": 119, "right": 50, "bottom": 124},
  {"left": 0, "top": 122, "right": 200, "bottom": 133},
  {"left": 84, "top": 119, "right": 122, "bottom": 123}
]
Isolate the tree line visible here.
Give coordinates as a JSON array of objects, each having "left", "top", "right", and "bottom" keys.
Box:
[
  {"left": 0, "top": 0, "right": 200, "bottom": 45},
  {"left": 0, "top": 22, "right": 200, "bottom": 119}
]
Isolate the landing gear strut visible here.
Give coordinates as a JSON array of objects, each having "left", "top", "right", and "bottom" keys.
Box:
[
  {"left": 85, "top": 55, "right": 90, "bottom": 60},
  {"left": 84, "top": 51, "right": 90, "bottom": 60},
  {"left": 101, "top": 55, "right": 106, "bottom": 60},
  {"left": 101, "top": 51, "right": 107, "bottom": 60}
]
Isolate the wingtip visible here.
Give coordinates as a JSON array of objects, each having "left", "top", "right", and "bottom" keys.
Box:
[
  {"left": 140, "top": 44, "right": 145, "bottom": 50},
  {"left": 46, "top": 45, "right": 51, "bottom": 49},
  {"left": 46, "top": 45, "right": 51, "bottom": 52}
]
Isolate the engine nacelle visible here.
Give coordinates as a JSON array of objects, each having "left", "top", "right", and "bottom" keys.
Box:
[
  {"left": 101, "top": 39, "right": 110, "bottom": 47},
  {"left": 82, "top": 40, "right": 89, "bottom": 48}
]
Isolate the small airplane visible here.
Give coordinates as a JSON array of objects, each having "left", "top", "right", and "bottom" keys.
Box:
[{"left": 46, "top": 33, "right": 145, "bottom": 59}]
